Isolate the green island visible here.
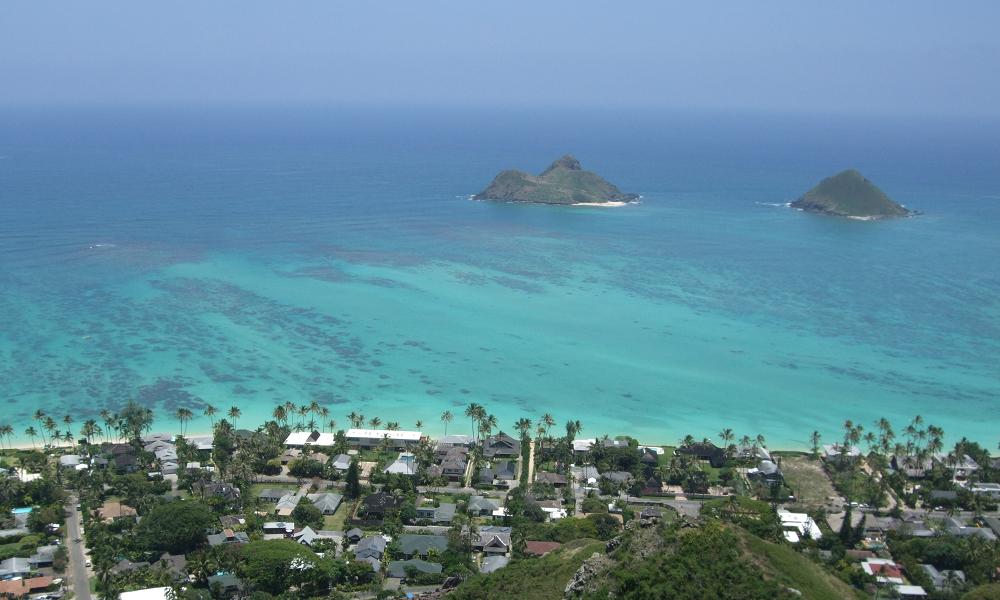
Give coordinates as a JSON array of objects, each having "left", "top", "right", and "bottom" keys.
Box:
[
  {"left": 1, "top": 405, "right": 998, "bottom": 600},
  {"left": 790, "top": 169, "right": 914, "bottom": 219},
  {"left": 474, "top": 155, "right": 639, "bottom": 206}
]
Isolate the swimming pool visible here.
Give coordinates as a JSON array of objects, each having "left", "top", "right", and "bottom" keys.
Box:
[{"left": 11, "top": 507, "right": 33, "bottom": 514}]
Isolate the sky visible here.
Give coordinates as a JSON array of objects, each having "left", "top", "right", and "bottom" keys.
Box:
[{"left": 1, "top": 1, "right": 999, "bottom": 117}]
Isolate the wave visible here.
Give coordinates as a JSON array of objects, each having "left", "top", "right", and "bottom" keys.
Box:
[{"left": 755, "top": 202, "right": 791, "bottom": 208}]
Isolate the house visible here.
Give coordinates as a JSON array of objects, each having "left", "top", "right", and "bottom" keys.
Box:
[
  {"left": 523, "top": 541, "right": 561, "bottom": 556},
  {"left": 748, "top": 460, "right": 783, "bottom": 484},
  {"left": 572, "top": 439, "right": 596, "bottom": 454},
  {"left": 331, "top": 454, "right": 352, "bottom": 471},
  {"left": 480, "top": 555, "right": 509, "bottom": 574},
  {"left": 921, "top": 564, "right": 966, "bottom": 591},
  {"left": 0, "top": 557, "right": 31, "bottom": 579},
  {"left": 777, "top": 510, "right": 823, "bottom": 543},
  {"left": 577, "top": 466, "right": 601, "bottom": 485},
  {"left": 482, "top": 432, "right": 520, "bottom": 459},
  {"left": 307, "top": 492, "right": 343, "bottom": 515},
  {"left": 284, "top": 430, "right": 335, "bottom": 448},
  {"left": 294, "top": 526, "right": 341, "bottom": 547},
  {"left": 437, "top": 434, "right": 474, "bottom": 448},
  {"left": 206, "top": 574, "right": 242, "bottom": 595},
  {"left": 357, "top": 556, "right": 381, "bottom": 573},
  {"left": 114, "top": 453, "right": 139, "bottom": 473},
  {"left": 676, "top": 442, "right": 727, "bottom": 468},
  {"left": 639, "top": 449, "right": 660, "bottom": 466},
  {"left": 397, "top": 534, "right": 448, "bottom": 558},
  {"left": 345, "top": 528, "right": 364, "bottom": 543},
  {"left": 891, "top": 454, "right": 933, "bottom": 478},
  {"left": 96, "top": 501, "right": 138, "bottom": 523},
  {"left": 980, "top": 516, "right": 1000, "bottom": 537},
  {"left": 142, "top": 433, "right": 173, "bottom": 444},
  {"left": 479, "top": 460, "right": 517, "bottom": 484},
  {"left": 346, "top": 428, "right": 422, "bottom": 450},
  {"left": 602, "top": 471, "right": 634, "bottom": 485},
  {"left": 468, "top": 495, "right": 500, "bottom": 516},
  {"left": 144, "top": 440, "right": 172, "bottom": 454},
  {"left": 119, "top": 587, "right": 173, "bottom": 600},
  {"left": 541, "top": 506, "right": 568, "bottom": 521},
  {"left": 895, "top": 585, "right": 929, "bottom": 598},
  {"left": 474, "top": 527, "right": 512, "bottom": 554},
  {"left": 970, "top": 482, "right": 1000, "bottom": 500},
  {"left": 186, "top": 436, "right": 214, "bottom": 452},
  {"left": 440, "top": 448, "right": 468, "bottom": 481},
  {"left": 362, "top": 492, "right": 403, "bottom": 520},
  {"left": 156, "top": 553, "right": 187, "bottom": 580},
  {"left": 387, "top": 559, "right": 442, "bottom": 579},
  {"left": 275, "top": 493, "right": 304, "bottom": 516},
  {"left": 206, "top": 528, "right": 250, "bottom": 546},
  {"left": 257, "top": 488, "right": 290, "bottom": 503},
  {"left": 59, "top": 454, "right": 83, "bottom": 470},
  {"left": 861, "top": 559, "right": 904, "bottom": 585},
  {"left": 822, "top": 444, "right": 861, "bottom": 464},
  {"left": 535, "top": 471, "right": 568, "bottom": 487},
  {"left": 943, "top": 516, "right": 997, "bottom": 540},
  {"left": 354, "top": 535, "right": 387, "bottom": 560},
  {"left": 193, "top": 481, "right": 241, "bottom": 502},
  {"left": 110, "top": 558, "right": 151, "bottom": 575},
  {"left": 929, "top": 490, "right": 958, "bottom": 503},
  {"left": 262, "top": 521, "right": 295, "bottom": 536},
  {"left": 28, "top": 545, "right": 59, "bottom": 568},
  {"left": 384, "top": 452, "right": 418, "bottom": 476},
  {"left": 0, "top": 576, "right": 53, "bottom": 597},
  {"left": 936, "top": 453, "right": 980, "bottom": 481},
  {"left": 415, "top": 502, "right": 456, "bottom": 524}
]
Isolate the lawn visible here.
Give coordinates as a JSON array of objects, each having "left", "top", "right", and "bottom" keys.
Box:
[
  {"left": 739, "top": 529, "right": 864, "bottom": 600},
  {"left": 323, "top": 500, "right": 354, "bottom": 531},
  {"left": 780, "top": 455, "right": 840, "bottom": 510}
]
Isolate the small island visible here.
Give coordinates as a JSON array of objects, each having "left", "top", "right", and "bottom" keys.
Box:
[
  {"left": 474, "top": 155, "right": 639, "bottom": 206},
  {"left": 790, "top": 169, "right": 912, "bottom": 219}
]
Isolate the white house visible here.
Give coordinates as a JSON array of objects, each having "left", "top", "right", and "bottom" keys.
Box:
[
  {"left": 346, "top": 428, "right": 421, "bottom": 449},
  {"left": 120, "top": 587, "right": 172, "bottom": 600},
  {"left": 284, "top": 430, "right": 336, "bottom": 447},
  {"left": 777, "top": 510, "right": 822, "bottom": 543}
]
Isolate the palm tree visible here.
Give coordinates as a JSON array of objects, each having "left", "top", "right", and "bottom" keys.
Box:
[
  {"left": 44, "top": 417, "right": 58, "bottom": 446},
  {"left": 386, "top": 421, "right": 399, "bottom": 430},
  {"left": 482, "top": 414, "right": 498, "bottom": 439},
  {"left": 514, "top": 418, "right": 532, "bottom": 440},
  {"left": 204, "top": 404, "right": 218, "bottom": 427},
  {"left": 542, "top": 413, "right": 555, "bottom": 437},
  {"left": 24, "top": 426, "right": 38, "bottom": 449},
  {"left": 63, "top": 414, "right": 74, "bottom": 433},
  {"left": 369, "top": 416, "right": 382, "bottom": 429},
  {"left": 810, "top": 431, "right": 822, "bottom": 457},
  {"left": 319, "top": 407, "right": 330, "bottom": 431},
  {"left": 33, "top": 410, "right": 47, "bottom": 445},
  {"left": 348, "top": 411, "right": 362, "bottom": 428},
  {"left": 272, "top": 405, "right": 287, "bottom": 426},
  {"left": 99, "top": 409, "right": 114, "bottom": 442},
  {"left": 80, "top": 420, "right": 100, "bottom": 444},
  {"left": 176, "top": 408, "right": 193, "bottom": 436},
  {"left": 415, "top": 420, "right": 424, "bottom": 430},
  {"left": 227, "top": 406, "right": 241, "bottom": 427},
  {"left": 465, "top": 403, "right": 484, "bottom": 442},
  {"left": 0, "top": 424, "right": 11, "bottom": 450},
  {"left": 328, "top": 419, "right": 337, "bottom": 433},
  {"left": 440, "top": 410, "right": 453, "bottom": 436}
]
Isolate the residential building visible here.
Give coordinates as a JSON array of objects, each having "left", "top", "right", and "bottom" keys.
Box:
[
  {"left": 474, "top": 527, "right": 512, "bottom": 555},
  {"left": 387, "top": 559, "right": 442, "bottom": 579},
  {"left": 397, "top": 534, "right": 448, "bottom": 558},
  {"left": 384, "top": 452, "right": 417, "bottom": 476},
  {"left": 284, "top": 430, "right": 335, "bottom": 448},
  {"left": 346, "top": 428, "right": 421, "bottom": 450},
  {"left": 482, "top": 432, "right": 520, "bottom": 459},
  {"left": 206, "top": 529, "right": 250, "bottom": 547},
  {"left": 354, "top": 535, "right": 387, "bottom": 560},
  {"left": 676, "top": 442, "right": 727, "bottom": 468},
  {"left": 467, "top": 495, "right": 500, "bottom": 516},
  {"left": 362, "top": 492, "right": 403, "bottom": 520},
  {"left": 307, "top": 492, "right": 343, "bottom": 515}
]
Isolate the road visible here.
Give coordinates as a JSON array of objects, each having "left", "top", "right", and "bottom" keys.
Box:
[{"left": 65, "top": 496, "right": 92, "bottom": 600}]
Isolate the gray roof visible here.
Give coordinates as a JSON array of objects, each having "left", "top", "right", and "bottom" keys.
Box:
[
  {"left": 331, "top": 454, "right": 352, "bottom": 470},
  {"left": 28, "top": 544, "right": 59, "bottom": 565},
  {"left": 437, "top": 434, "right": 474, "bottom": 446},
  {"left": 294, "top": 526, "right": 342, "bottom": 546},
  {"left": 922, "top": 564, "right": 966, "bottom": 590},
  {"left": 275, "top": 493, "right": 304, "bottom": 512},
  {"left": 468, "top": 495, "right": 499, "bottom": 513},
  {"left": 603, "top": 471, "right": 634, "bottom": 483},
  {"left": 0, "top": 556, "right": 31, "bottom": 577},
  {"left": 355, "top": 535, "right": 387, "bottom": 559},
  {"left": 398, "top": 534, "right": 448, "bottom": 557},
  {"left": 258, "top": 488, "right": 289, "bottom": 501},
  {"left": 206, "top": 530, "right": 250, "bottom": 546},
  {"left": 307, "top": 492, "right": 343, "bottom": 514},
  {"left": 388, "top": 559, "right": 442, "bottom": 578}
]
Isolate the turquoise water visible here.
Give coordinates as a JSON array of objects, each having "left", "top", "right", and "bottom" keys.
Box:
[{"left": 1, "top": 108, "right": 998, "bottom": 449}]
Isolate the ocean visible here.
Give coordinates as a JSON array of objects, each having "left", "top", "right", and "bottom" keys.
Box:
[{"left": 1, "top": 106, "right": 997, "bottom": 449}]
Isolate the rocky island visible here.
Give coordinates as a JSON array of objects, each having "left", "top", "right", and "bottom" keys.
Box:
[
  {"left": 791, "top": 169, "right": 912, "bottom": 219},
  {"left": 474, "top": 155, "right": 639, "bottom": 206}
]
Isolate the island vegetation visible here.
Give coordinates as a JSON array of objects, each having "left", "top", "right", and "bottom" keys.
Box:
[
  {"left": 790, "top": 169, "right": 913, "bottom": 219},
  {"left": 474, "top": 155, "right": 639, "bottom": 206}
]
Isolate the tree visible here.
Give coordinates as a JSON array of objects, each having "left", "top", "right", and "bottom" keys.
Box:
[
  {"left": 292, "top": 497, "right": 324, "bottom": 530},
  {"left": 24, "top": 426, "right": 38, "bottom": 449},
  {"left": 810, "top": 431, "right": 822, "bottom": 458},
  {"left": 204, "top": 404, "right": 218, "bottom": 427},
  {"left": 237, "top": 540, "right": 320, "bottom": 595},
  {"left": 120, "top": 401, "right": 154, "bottom": 441},
  {"left": 176, "top": 408, "right": 193, "bottom": 436},
  {"left": 465, "top": 403, "right": 485, "bottom": 442},
  {"left": 0, "top": 424, "right": 12, "bottom": 450},
  {"left": 137, "top": 501, "right": 216, "bottom": 554},
  {"left": 441, "top": 410, "right": 453, "bottom": 435},
  {"left": 369, "top": 416, "right": 382, "bottom": 429},
  {"left": 514, "top": 418, "right": 533, "bottom": 441},
  {"left": 227, "top": 406, "right": 242, "bottom": 427},
  {"left": 345, "top": 460, "right": 362, "bottom": 499}
]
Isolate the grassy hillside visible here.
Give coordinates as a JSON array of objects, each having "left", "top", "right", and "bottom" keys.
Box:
[
  {"left": 449, "top": 539, "right": 606, "bottom": 600},
  {"left": 791, "top": 169, "right": 910, "bottom": 218},
  {"left": 737, "top": 528, "right": 864, "bottom": 600}
]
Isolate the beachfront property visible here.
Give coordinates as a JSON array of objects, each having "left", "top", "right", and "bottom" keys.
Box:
[
  {"left": 384, "top": 452, "right": 418, "bottom": 476},
  {"left": 342, "top": 428, "right": 422, "bottom": 450},
  {"left": 283, "top": 430, "right": 336, "bottom": 447},
  {"left": 481, "top": 432, "right": 520, "bottom": 459},
  {"left": 821, "top": 443, "right": 862, "bottom": 464}
]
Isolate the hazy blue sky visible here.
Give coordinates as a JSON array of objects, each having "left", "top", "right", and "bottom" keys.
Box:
[{"left": 2, "top": 1, "right": 998, "bottom": 116}]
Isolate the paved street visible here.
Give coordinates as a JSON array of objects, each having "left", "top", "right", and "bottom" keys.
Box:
[{"left": 65, "top": 496, "right": 92, "bottom": 600}]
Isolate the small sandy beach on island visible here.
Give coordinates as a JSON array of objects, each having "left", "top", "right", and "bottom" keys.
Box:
[{"left": 571, "top": 201, "right": 632, "bottom": 207}]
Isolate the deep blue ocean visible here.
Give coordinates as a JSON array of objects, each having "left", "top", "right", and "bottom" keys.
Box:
[{"left": 1, "top": 107, "right": 997, "bottom": 448}]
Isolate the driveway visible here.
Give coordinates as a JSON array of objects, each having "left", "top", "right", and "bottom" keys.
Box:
[{"left": 65, "top": 496, "right": 92, "bottom": 600}]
